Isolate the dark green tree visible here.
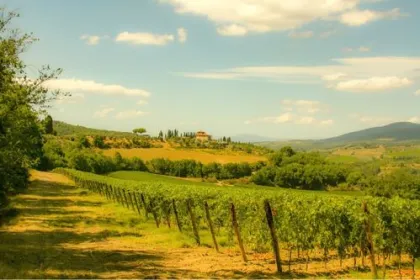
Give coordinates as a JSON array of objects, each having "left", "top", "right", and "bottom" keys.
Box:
[{"left": 44, "top": 115, "right": 54, "bottom": 134}]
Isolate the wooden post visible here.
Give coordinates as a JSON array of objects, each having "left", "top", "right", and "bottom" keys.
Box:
[
  {"left": 140, "top": 194, "right": 149, "bottom": 218},
  {"left": 173, "top": 199, "right": 182, "bottom": 232},
  {"left": 128, "top": 191, "right": 136, "bottom": 211},
  {"left": 362, "top": 201, "right": 378, "bottom": 279},
  {"left": 122, "top": 190, "right": 130, "bottom": 209},
  {"left": 132, "top": 192, "right": 142, "bottom": 215},
  {"left": 187, "top": 199, "right": 200, "bottom": 245},
  {"left": 264, "top": 200, "right": 282, "bottom": 273},
  {"left": 149, "top": 199, "right": 160, "bottom": 228},
  {"left": 204, "top": 201, "right": 219, "bottom": 252},
  {"left": 230, "top": 203, "right": 247, "bottom": 262},
  {"left": 165, "top": 206, "right": 171, "bottom": 228}
]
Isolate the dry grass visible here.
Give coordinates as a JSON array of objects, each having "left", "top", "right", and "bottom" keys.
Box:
[
  {"left": 332, "top": 146, "right": 386, "bottom": 160},
  {"left": 102, "top": 148, "right": 266, "bottom": 164},
  {"left": 0, "top": 171, "right": 416, "bottom": 279}
]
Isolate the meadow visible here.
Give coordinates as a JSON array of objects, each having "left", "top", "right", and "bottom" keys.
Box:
[{"left": 102, "top": 148, "right": 266, "bottom": 164}]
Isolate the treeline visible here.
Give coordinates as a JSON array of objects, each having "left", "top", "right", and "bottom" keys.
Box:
[
  {"left": 0, "top": 9, "right": 64, "bottom": 221},
  {"left": 39, "top": 139, "right": 265, "bottom": 180},
  {"left": 251, "top": 146, "right": 420, "bottom": 199}
]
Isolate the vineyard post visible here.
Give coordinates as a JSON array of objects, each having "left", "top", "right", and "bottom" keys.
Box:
[
  {"left": 204, "top": 201, "right": 219, "bottom": 252},
  {"left": 264, "top": 200, "right": 282, "bottom": 273},
  {"left": 116, "top": 188, "right": 123, "bottom": 205},
  {"left": 128, "top": 191, "right": 136, "bottom": 211},
  {"left": 165, "top": 205, "right": 171, "bottom": 228},
  {"left": 122, "top": 189, "right": 130, "bottom": 208},
  {"left": 362, "top": 201, "right": 378, "bottom": 279},
  {"left": 172, "top": 199, "right": 182, "bottom": 232},
  {"left": 140, "top": 194, "right": 149, "bottom": 218},
  {"left": 132, "top": 192, "right": 142, "bottom": 215},
  {"left": 230, "top": 202, "right": 247, "bottom": 262},
  {"left": 187, "top": 199, "right": 200, "bottom": 245},
  {"left": 149, "top": 199, "right": 160, "bottom": 228}
]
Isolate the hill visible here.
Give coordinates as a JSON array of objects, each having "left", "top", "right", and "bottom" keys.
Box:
[
  {"left": 322, "top": 122, "right": 420, "bottom": 143},
  {"left": 53, "top": 121, "right": 135, "bottom": 138},
  {"left": 259, "top": 122, "right": 420, "bottom": 150}
]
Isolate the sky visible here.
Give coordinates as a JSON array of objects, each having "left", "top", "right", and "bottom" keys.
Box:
[{"left": 2, "top": 0, "right": 420, "bottom": 139}]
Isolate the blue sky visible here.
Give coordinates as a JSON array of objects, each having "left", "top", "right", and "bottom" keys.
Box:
[{"left": 2, "top": 0, "right": 420, "bottom": 139}]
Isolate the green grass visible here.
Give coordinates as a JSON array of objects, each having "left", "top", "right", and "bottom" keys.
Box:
[
  {"left": 108, "top": 171, "right": 364, "bottom": 197},
  {"left": 326, "top": 154, "right": 361, "bottom": 163}
]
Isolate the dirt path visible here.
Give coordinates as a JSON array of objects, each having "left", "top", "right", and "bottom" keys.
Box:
[{"left": 0, "top": 171, "right": 415, "bottom": 279}]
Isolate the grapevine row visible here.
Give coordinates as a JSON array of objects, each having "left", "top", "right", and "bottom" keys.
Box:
[{"left": 56, "top": 168, "right": 420, "bottom": 278}]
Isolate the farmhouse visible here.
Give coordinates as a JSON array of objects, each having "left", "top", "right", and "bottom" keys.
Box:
[{"left": 195, "top": 130, "right": 211, "bottom": 141}]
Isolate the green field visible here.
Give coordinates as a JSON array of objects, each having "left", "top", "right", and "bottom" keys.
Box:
[{"left": 108, "top": 171, "right": 365, "bottom": 197}]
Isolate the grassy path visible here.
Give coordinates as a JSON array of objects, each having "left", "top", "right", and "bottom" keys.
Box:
[{"left": 0, "top": 171, "right": 416, "bottom": 279}]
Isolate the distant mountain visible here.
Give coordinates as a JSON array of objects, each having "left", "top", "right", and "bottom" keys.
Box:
[
  {"left": 259, "top": 122, "right": 420, "bottom": 150},
  {"left": 231, "top": 134, "right": 280, "bottom": 143},
  {"left": 53, "top": 121, "right": 134, "bottom": 137},
  {"left": 322, "top": 122, "right": 420, "bottom": 143}
]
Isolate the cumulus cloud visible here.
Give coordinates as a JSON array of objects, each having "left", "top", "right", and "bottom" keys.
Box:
[
  {"left": 245, "top": 113, "right": 333, "bottom": 126},
  {"left": 56, "top": 93, "right": 85, "bottom": 104},
  {"left": 340, "top": 8, "right": 403, "bottom": 26},
  {"left": 320, "top": 119, "right": 334, "bottom": 126},
  {"left": 408, "top": 117, "right": 420, "bottom": 123},
  {"left": 80, "top": 35, "right": 103, "bottom": 45},
  {"left": 281, "top": 99, "right": 328, "bottom": 114},
  {"left": 335, "top": 76, "right": 412, "bottom": 93},
  {"left": 217, "top": 24, "right": 248, "bottom": 36},
  {"left": 115, "top": 110, "right": 148, "bottom": 120},
  {"left": 45, "top": 78, "right": 151, "bottom": 97},
  {"left": 350, "top": 113, "right": 396, "bottom": 125},
  {"left": 94, "top": 107, "right": 115, "bottom": 118},
  {"left": 137, "top": 100, "right": 149, "bottom": 105},
  {"left": 181, "top": 56, "right": 420, "bottom": 93},
  {"left": 164, "top": 0, "right": 403, "bottom": 35},
  {"left": 177, "top": 28, "right": 188, "bottom": 43},
  {"left": 288, "top": 30, "right": 314, "bottom": 39},
  {"left": 115, "top": 32, "right": 174, "bottom": 45}
]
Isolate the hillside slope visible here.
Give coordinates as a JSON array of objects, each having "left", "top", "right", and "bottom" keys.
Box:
[
  {"left": 322, "top": 122, "right": 420, "bottom": 143},
  {"left": 53, "top": 121, "right": 135, "bottom": 137}
]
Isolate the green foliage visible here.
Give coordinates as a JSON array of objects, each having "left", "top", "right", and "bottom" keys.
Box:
[
  {"left": 44, "top": 115, "right": 54, "bottom": 134},
  {"left": 132, "top": 128, "right": 147, "bottom": 135},
  {"left": 366, "top": 168, "right": 420, "bottom": 200},
  {"left": 78, "top": 136, "right": 91, "bottom": 148},
  {"left": 93, "top": 135, "right": 106, "bottom": 148},
  {"left": 0, "top": 8, "right": 63, "bottom": 218},
  {"left": 57, "top": 168, "right": 420, "bottom": 264}
]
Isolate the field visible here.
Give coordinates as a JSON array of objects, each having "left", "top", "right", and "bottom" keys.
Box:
[
  {"left": 108, "top": 171, "right": 365, "bottom": 197},
  {"left": 1, "top": 170, "right": 417, "bottom": 279},
  {"left": 102, "top": 148, "right": 267, "bottom": 164}
]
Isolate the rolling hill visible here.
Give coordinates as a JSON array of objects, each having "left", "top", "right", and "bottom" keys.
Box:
[
  {"left": 53, "top": 121, "right": 135, "bottom": 137},
  {"left": 259, "top": 122, "right": 420, "bottom": 150}
]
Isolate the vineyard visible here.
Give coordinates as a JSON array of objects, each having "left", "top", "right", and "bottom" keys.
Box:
[{"left": 56, "top": 168, "right": 420, "bottom": 278}]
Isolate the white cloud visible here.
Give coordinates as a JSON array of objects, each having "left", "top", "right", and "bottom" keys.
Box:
[
  {"left": 56, "top": 93, "right": 85, "bottom": 104},
  {"left": 181, "top": 56, "right": 420, "bottom": 93},
  {"left": 408, "top": 117, "right": 420, "bottom": 123},
  {"left": 177, "top": 28, "right": 188, "bottom": 43},
  {"left": 115, "top": 110, "right": 148, "bottom": 120},
  {"left": 164, "top": 0, "right": 402, "bottom": 35},
  {"left": 281, "top": 99, "right": 327, "bottom": 114},
  {"left": 343, "top": 46, "right": 370, "bottom": 52},
  {"left": 217, "top": 24, "right": 248, "bottom": 36},
  {"left": 295, "top": 116, "right": 316, "bottom": 124},
  {"left": 340, "top": 8, "right": 403, "bottom": 26},
  {"left": 288, "top": 30, "right": 314, "bottom": 39},
  {"left": 322, "top": 72, "right": 347, "bottom": 81},
  {"left": 115, "top": 32, "right": 174, "bottom": 46},
  {"left": 335, "top": 76, "right": 412, "bottom": 93},
  {"left": 358, "top": 46, "right": 370, "bottom": 52},
  {"left": 350, "top": 113, "right": 395, "bottom": 125},
  {"left": 46, "top": 78, "right": 151, "bottom": 97},
  {"left": 137, "top": 100, "right": 149, "bottom": 105},
  {"left": 94, "top": 107, "right": 115, "bottom": 118},
  {"left": 415, "top": 89, "right": 420, "bottom": 96},
  {"left": 80, "top": 35, "right": 101, "bottom": 45},
  {"left": 320, "top": 119, "right": 334, "bottom": 125}
]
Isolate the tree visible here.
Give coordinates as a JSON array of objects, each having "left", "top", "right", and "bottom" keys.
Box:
[
  {"left": 133, "top": 128, "right": 147, "bottom": 136},
  {"left": 78, "top": 136, "right": 90, "bottom": 148},
  {"left": 93, "top": 135, "right": 105, "bottom": 148},
  {"left": 0, "top": 8, "right": 64, "bottom": 217},
  {"left": 44, "top": 115, "right": 54, "bottom": 134}
]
